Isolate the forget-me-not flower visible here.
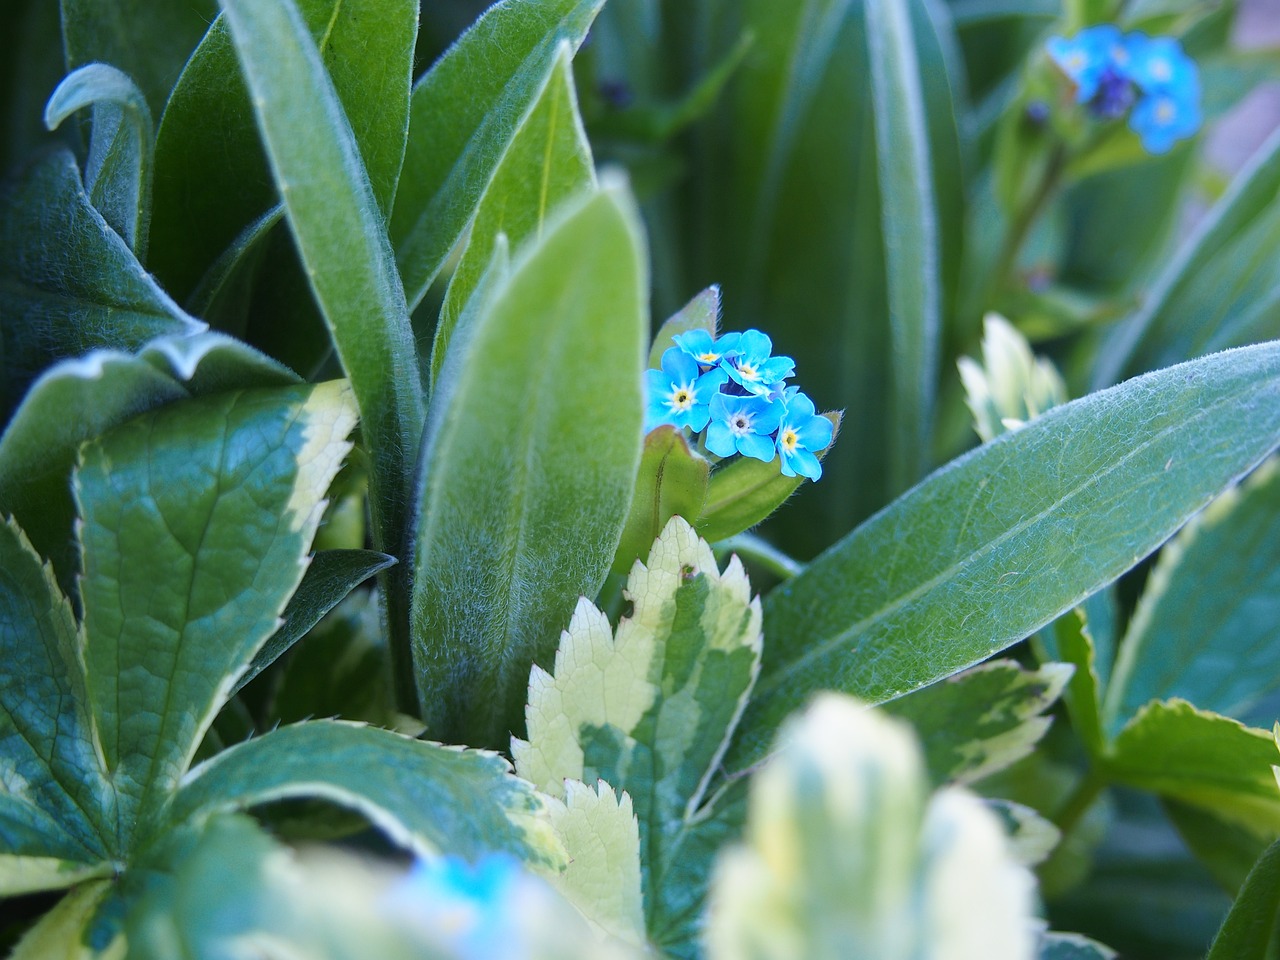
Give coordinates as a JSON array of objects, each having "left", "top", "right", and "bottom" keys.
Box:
[
  {"left": 673, "top": 329, "right": 739, "bottom": 370},
  {"left": 646, "top": 346, "right": 729, "bottom": 432},
  {"left": 775, "top": 389, "right": 834, "bottom": 480},
  {"left": 706, "top": 392, "right": 784, "bottom": 462},
  {"left": 1047, "top": 25, "right": 1129, "bottom": 106},
  {"left": 1126, "top": 36, "right": 1201, "bottom": 153},
  {"left": 718, "top": 329, "right": 795, "bottom": 397}
]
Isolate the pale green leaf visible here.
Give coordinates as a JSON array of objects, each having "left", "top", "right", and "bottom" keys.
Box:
[
  {"left": 613, "top": 426, "right": 710, "bottom": 575},
  {"left": 1207, "top": 838, "right": 1280, "bottom": 960},
  {"left": 171, "top": 721, "right": 564, "bottom": 870},
  {"left": 44, "top": 63, "right": 153, "bottom": 254},
  {"left": 0, "top": 150, "right": 200, "bottom": 414},
  {"left": 958, "top": 313, "right": 1067, "bottom": 443},
  {"left": 513, "top": 516, "right": 761, "bottom": 954},
  {"left": 412, "top": 181, "right": 646, "bottom": 747},
  {"left": 732, "top": 342, "right": 1280, "bottom": 769},
  {"left": 1039, "top": 608, "right": 1107, "bottom": 756},
  {"left": 547, "top": 780, "right": 645, "bottom": 946},
  {"left": 77, "top": 380, "right": 358, "bottom": 842},
  {"left": 984, "top": 799, "right": 1061, "bottom": 867},
  {"left": 0, "top": 519, "right": 110, "bottom": 864},
  {"left": 390, "top": 0, "right": 605, "bottom": 309},
  {"left": 705, "top": 694, "right": 1036, "bottom": 960},
  {"left": 648, "top": 287, "right": 720, "bottom": 370},
  {"left": 881, "top": 659, "right": 1071, "bottom": 786},
  {"left": 1106, "top": 458, "right": 1280, "bottom": 731},
  {"left": 9, "top": 877, "right": 112, "bottom": 960},
  {"left": 433, "top": 49, "right": 596, "bottom": 389},
  {"left": 0, "top": 331, "right": 297, "bottom": 597},
  {"left": 0, "top": 856, "right": 111, "bottom": 897}
]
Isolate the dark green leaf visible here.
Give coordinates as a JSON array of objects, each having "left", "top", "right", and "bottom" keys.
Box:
[
  {"left": 1165, "top": 797, "right": 1273, "bottom": 895},
  {"left": 1208, "top": 838, "right": 1280, "bottom": 960},
  {"left": 613, "top": 426, "right": 710, "bottom": 575},
  {"left": 390, "top": 0, "right": 605, "bottom": 309},
  {"left": 411, "top": 182, "right": 646, "bottom": 746},
  {"left": 731, "top": 342, "right": 1280, "bottom": 769},
  {"left": 231, "top": 550, "right": 396, "bottom": 698}
]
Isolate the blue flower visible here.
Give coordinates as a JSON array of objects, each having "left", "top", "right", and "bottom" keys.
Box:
[
  {"left": 673, "top": 329, "right": 739, "bottom": 370},
  {"left": 1127, "top": 35, "right": 1201, "bottom": 152},
  {"left": 646, "top": 346, "right": 729, "bottom": 432},
  {"left": 706, "top": 392, "right": 784, "bottom": 462},
  {"left": 1047, "top": 25, "right": 1128, "bottom": 105},
  {"left": 718, "top": 329, "right": 795, "bottom": 397},
  {"left": 775, "top": 390, "right": 833, "bottom": 481},
  {"left": 1129, "top": 86, "right": 1201, "bottom": 153},
  {"left": 1127, "top": 35, "right": 1198, "bottom": 97}
]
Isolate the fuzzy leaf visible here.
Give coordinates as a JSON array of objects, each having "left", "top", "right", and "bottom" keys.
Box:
[
  {"left": 648, "top": 287, "right": 720, "bottom": 370},
  {"left": 513, "top": 516, "right": 761, "bottom": 954},
  {"left": 882, "top": 659, "right": 1071, "bottom": 786},
  {"left": 1206, "top": 837, "right": 1280, "bottom": 960},
  {"left": 732, "top": 341, "right": 1280, "bottom": 769},
  {"left": 412, "top": 182, "right": 646, "bottom": 747},
  {"left": 171, "top": 721, "right": 564, "bottom": 870},
  {"left": 77, "top": 381, "right": 358, "bottom": 844},
  {"left": 390, "top": 0, "right": 605, "bottom": 309},
  {"left": 613, "top": 426, "right": 710, "bottom": 575}
]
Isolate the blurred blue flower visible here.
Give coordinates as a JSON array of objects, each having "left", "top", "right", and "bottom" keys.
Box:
[
  {"left": 775, "top": 390, "right": 833, "bottom": 481},
  {"left": 673, "top": 329, "right": 739, "bottom": 369},
  {"left": 718, "top": 329, "right": 795, "bottom": 397},
  {"left": 1127, "top": 35, "right": 1201, "bottom": 153},
  {"left": 387, "top": 854, "right": 528, "bottom": 960},
  {"left": 1046, "top": 25, "right": 1127, "bottom": 105},
  {"left": 706, "top": 392, "right": 784, "bottom": 462},
  {"left": 1129, "top": 87, "right": 1201, "bottom": 153},
  {"left": 646, "top": 346, "right": 729, "bottom": 432}
]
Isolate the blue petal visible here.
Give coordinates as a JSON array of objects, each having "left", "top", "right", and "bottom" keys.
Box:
[
  {"left": 673, "top": 329, "right": 716, "bottom": 359},
  {"left": 661, "top": 345, "right": 700, "bottom": 382},
  {"left": 709, "top": 390, "right": 734, "bottom": 420},
  {"left": 737, "top": 432, "right": 776, "bottom": 462},
  {"left": 713, "top": 331, "right": 741, "bottom": 356},
  {"left": 736, "top": 329, "right": 772, "bottom": 361},
  {"left": 686, "top": 403, "right": 712, "bottom": 432},
  {"left": 693, "top": 366, "right": 729, "bottom": 399},
  {"left": 753, "top": 397, "right": 786, "bottom": 434},
  {"left": 705, "top": 421, "right": 737, "bottom": 457},
  {"left": 792, "top": 447, "right": 823, "bottom": 480},
  {"left": 796, "top": 412, "right": 834, "bottom": 451},
  {"left": 784, "top": 390, "right": 817, "bottom": 421},
  {"left": 757, "top": 355, "right": 796, "bottom": 382}
]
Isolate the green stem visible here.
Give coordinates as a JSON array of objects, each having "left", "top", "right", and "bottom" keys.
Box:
[
  {"left": 990, "top": 144, "right": 1068, "bottom": 304},
  {"left": 1053, "top": 767, "right": 1107, "bottom": 837},
  {"left": 716, "top": 533, "right": 804, "bottom": 580}
]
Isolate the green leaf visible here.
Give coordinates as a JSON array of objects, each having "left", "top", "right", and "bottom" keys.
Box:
[
  {"left": 433, "top": 50, "right": 596, "bottom": 390},
  {"left": 695, "top": 411, "right": 841, "bottom": 544},
  {"left": 648, "top": 286, "right": 721, "bottom": 370},
  {"left": 613, "top": 426, "right": 710, "bottom": 575},
  {"left": 77, "top": 380, "right": 358, "bottom": 843},
  {"left": 1039, "top": 608, "right": 1107, "bottom": 756},
  {"left": 0, "top": 519, "right": 111, "bottom": 864},
  {"left": 546, "top": 780, "right": 645, "bottom": 947},
  {"left": 44, "top": 63, "right": 154, "bottom": 255},
  {"left": 1094, "top": 127, "right": 1280, "bottom": 387},
  {"left": 0, "top": 331, "right": 297, "bottom": 598},
  {"left": 9, "top": 878, "right": 112, "bottom": 960},
  {"left": 958, "top": 312, "right": 1067, "bottom": 443},
  {"left": 1165, "top": 797, "right": 1273, "bottom": 894},
  {"left": 58, "top": 0, "right": 217, "bottom": 117},
  {"left": 390, "top": 0, "right": 605, "bottom": 309},
  {"left": 1106, "top": 458, "right": 1280, "bottom": 731},
  {"left": 881, "top": 659, "right": 1071, "bottom": 786},
  {"left": 0, "top": 856, "right": 111, "bottom": 897},
  {"left": 513, "top": 517, "right": 761, "bottom": 954},
  {"left": 231, "top": 549, "right": 396, "bottom": 698},
  {"left": 1105, "top": 701, "right": 1280, "bottom": 837},
  {"left": 411, "top": 181, "right": 646, "bottom": 747},
  {"left": 984, "top": 798, "right": 1062, "bottom": 867},
  {"left": 705, "top": 694, "right": 1036, "bottom": 960},
  {"left": 1208, "top": 838, "right": 1280, "bottom": 960},
  {"left": 171, "top": 721, "right": 564, "bottom": 869},
  {"left": 1037, "top": 932, "right": 1117, "bottom": 960},
  {"left": 0, "top": 150, "right": 199, "bottom": 414},
  {"left": 865, "top": 0, "right": 940, "bottom": 492},
  {"left": 731, "top": 341, "right": 1280, "bottom": 769},
  {"left": 149, "top": 0, "right": 416, "bottom": 301}
]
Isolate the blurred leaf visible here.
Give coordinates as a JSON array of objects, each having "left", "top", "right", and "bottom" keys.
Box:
[
  {"left": 0, "top": 331, "right": 296, "bottom": 598},
  {"left": 172, "top": 721, "right": 564, "bottom": 869},
  {"left": 1165, "top": 797, "right": 1273, "bottom": 895},
  {"left": 513, "top": 517, "right": 761, "bottom": 955},
  {"left": 411, "top": 182, "right": 646, "bottom": 747},
  {"left": 958, "top": 312, "right": 1066, "bottom": 442},
  {"left": 1106, "top": 458, "right": 1280, "bottom": 731},
  {"left": 0, "top": 1, "right": 66, "bottom": 174},
  {"left": 0, "top": 150, "right": 200, "bottom": 415},
  {"left": 44, "top": 63, "right": 153, "bottom": 254},
  {"left": 732, "top": 342, "right": 1280, "bottom": 769},
  {"left": 985, "top": 798, "right": 1062, "bottom": 867},
  {"left": 613, "top": 426, "right": 710, "bottom": 575},
  {"left": 648, "top": 286, "right": 720, "bottom": 369},
  {"left": 58, "top": 0, "right": 217, "bottom": 117},
  {"left": 8, "top": 878, "right": 111, "bottom": 960},
  {"left": 150, "top": 0, "right": 417, "bottom": 301},
  {"left": 391, "top": 0, "right": 606, "bottom": 309},
  {"left": 78, "top": 381, "right": 357, "bottom": 841},
  {"left": 1038, "top": 932, "right": 1117, "bottom": 959},
  {"left": 433, "top": 50, "right": 596, "bottom": 389},
  {"left": 882, "top": 659, "right": 1072, "bottom": 786},
  {"left": 0, "top": 857, "right": 110, "bottom": 898},
  {"left": 232, "top": 549, "right": 396, "bottom": 698},
  {"left": 1207, "top": 837, "right": 1280, "bottom": 960}
]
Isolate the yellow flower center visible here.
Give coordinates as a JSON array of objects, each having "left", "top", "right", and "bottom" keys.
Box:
[
  {"left": 780, "top": 427, "right": 799, "bottom": 452},
  {"left": 1155, "top": 99, "right": 1176, "bottom": 124},
  {"left": 669, "top": 386, "right": 694, "bottom": 410},
  {"left": 697, "top": 352, "right": 719, "bottom": 364}
]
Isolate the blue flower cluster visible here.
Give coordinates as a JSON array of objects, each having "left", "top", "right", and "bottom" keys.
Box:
[
  {"left": 645, "top": 329, "right": 833, "bottom": 481},
  {"left": 1047, "top": 26, "right": 1201, "bottom": 154}
]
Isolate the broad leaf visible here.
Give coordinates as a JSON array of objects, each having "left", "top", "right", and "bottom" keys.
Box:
[
  {"left": 149, "top": 0, "right": 416, "bottom": 301},
  {"left": 1106, "top": 458, "right": 1280, "bottom": 730},
  {"left": 881, "top": 659, "right": 1071, "bottom": 786},
  {"left": 613, "top": 426, "right": 710, "bottom": 575},
  {"left": 433, "top": 50, "right": 596, "bottom": 389},
  {"left": 731, "top": 341, "right": 1280, "bottom": 768},
  {"left": 171, "top": 721, "right": 564, "bottom": 869},
  {"left": 412, "top": 182, "right": 646, "bottom": 746},
  {"left": 390, "top": 0, "right": 606, "bottom": 309},
  {"left": 44, "top": 63, "right": 153, "bottom": 254},
  {"left": 513, "top": 517, "right": 761, "bottom": 955},
  {"left": 77, "top": 380, "right": 358, "bottom": 843},
  {"left": 0, "top": 331, "right": 297, "bottom": 597},
  {"left": 1207, "top": 838, "right": 1280, "bottom": 960},
  {"left": 0, "top": 150, "right": 199, "bottom": 414}
]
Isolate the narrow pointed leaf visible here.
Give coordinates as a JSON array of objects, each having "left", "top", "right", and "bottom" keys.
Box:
[
  {"left": 44, "top": 63, "right": 153, "bottom": 254},
  {"left": 412, "top": 182, "right": 646, "bottom": 746},
  {"left": 1207, "top": 838, "right": 1280, "bottom": 960},
  {"left": 171, "top": 721, "right": 564, "bottom": 869},
  {"left": 9, "top": 877, "right": 112, "bottom": 960},
  {"left": 648, "top": 287, "right": 720, "bottom": 370},
  {"left": 732, "top": 342, "right": 1280, "bottom": 769},
  {"left": 390, "top": 0, "right": 605, "bottom": 308},
  {"left": 613, "top": 426, "right": 710, "bottom": 574},
  {"left": 0, "top": 856, "right": 111, "bottom": 897},
  {"left": 1040, "top": 608, "right": 1107, "bottom": 756},
  {"left": 78, "top": 381, "right": 358, "bottom": 843}
]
